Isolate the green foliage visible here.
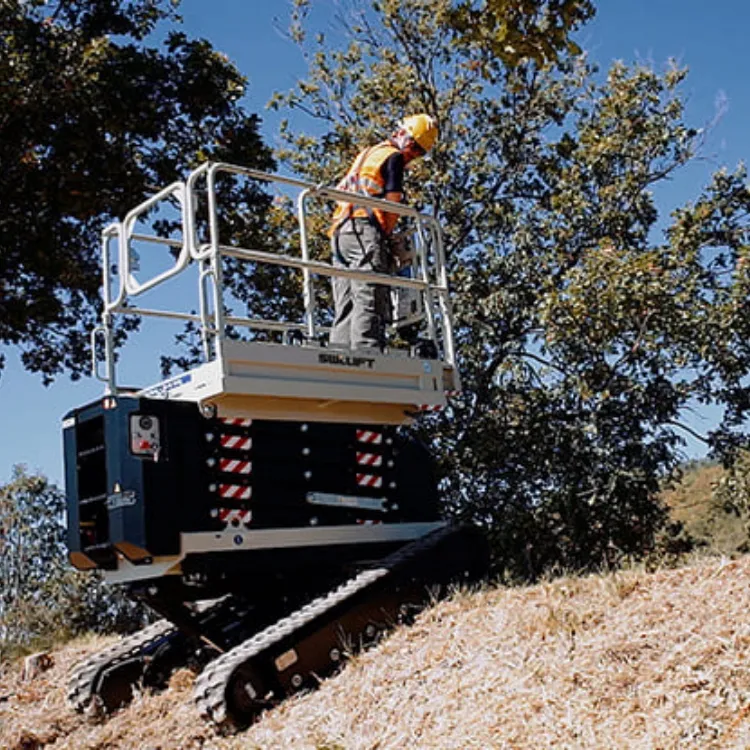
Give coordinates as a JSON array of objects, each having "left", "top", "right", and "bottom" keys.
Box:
[
  {"left": 0, "top": 0, "right": 274, "bottom": 383},
  {"left": 0, "top": 467, "right": 146, "bottom": 659},
  {"left": 449, "top": 0, "right": 595, "bottom": 67},
  {"left": 274, "top": 0, "right": 750, "bottom": 577}
]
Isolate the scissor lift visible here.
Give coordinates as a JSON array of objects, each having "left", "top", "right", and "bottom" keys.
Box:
[
  {"left": 92, "top": 162, "right": 460, "bottom": 423},
  {"left": 64, "top": 163, "right": 485, "bottom": 728}
]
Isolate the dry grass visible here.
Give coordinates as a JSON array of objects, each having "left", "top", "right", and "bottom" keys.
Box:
[{"left": 3, "top": 555, "right": 750, "bottom": 749}]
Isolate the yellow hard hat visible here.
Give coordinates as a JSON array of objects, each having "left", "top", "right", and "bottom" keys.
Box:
[{"left": 401, "top": 113, "right": 438, "bottom": 152}]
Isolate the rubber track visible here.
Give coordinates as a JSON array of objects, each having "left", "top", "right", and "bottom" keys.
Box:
[
  {"left": 193, "top": 524, "right": 457, "bottom": 728},
  {"left": 67, "top": 618, "right": 178, "bottom": 712}
]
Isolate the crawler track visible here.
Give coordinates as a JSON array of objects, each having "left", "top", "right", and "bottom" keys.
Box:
[
  {"left": 66, "top": 596, "right": 243, "bottom": 714},
  {"left": 67, "top": 619, "right": 181, "bottom": 713},
  {"left": 193, "top": 524, "right": 486, "bottom": 730},
  {"left": 67, "top": 525, "right": 486, "bottom": 727}
]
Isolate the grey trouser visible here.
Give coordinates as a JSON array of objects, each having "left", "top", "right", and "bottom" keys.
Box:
[{"left": 330, "top": 219, "right": 393, "bottom": 350}]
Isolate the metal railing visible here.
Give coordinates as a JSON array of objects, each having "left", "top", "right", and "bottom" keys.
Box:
[{"left": 93, "top": 163, "right": 457, "bottom": 395}]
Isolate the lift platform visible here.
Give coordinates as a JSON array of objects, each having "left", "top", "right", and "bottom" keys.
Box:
[{"left": 93, "top": 162, "right": 460, "bottom": 424}]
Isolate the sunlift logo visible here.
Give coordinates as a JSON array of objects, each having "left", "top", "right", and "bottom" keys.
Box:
[{"left": 318, "top": 353, "right": 376, "bottom": 369}]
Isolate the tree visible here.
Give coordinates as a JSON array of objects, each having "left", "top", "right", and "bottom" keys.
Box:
[
  {"left": 0, "top": 0, "right": 274, "bottom": 383},
  {"left": 0, "top": 467, "right": 144, "bottom": 658},
  {"left": 272, "top": 0, "right": 750, "bottom": 576},
  {"left": 449, "top": 0, "right": 594, "bottom": 67}
]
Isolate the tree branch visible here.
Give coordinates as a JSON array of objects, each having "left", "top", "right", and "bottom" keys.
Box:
[{"left": 666, "top": 420, "right": 710, "bottom": 445}]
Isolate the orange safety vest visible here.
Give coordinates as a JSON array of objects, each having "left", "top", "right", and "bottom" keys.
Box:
[{"left": 329, "top": 142, "right": 401, "bottom": 236}]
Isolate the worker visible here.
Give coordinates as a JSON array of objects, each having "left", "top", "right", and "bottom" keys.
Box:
[{"left": 328, "top": 114, "right": 438, "bottom": 351}]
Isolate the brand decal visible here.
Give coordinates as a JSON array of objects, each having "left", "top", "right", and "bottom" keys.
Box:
[
  {"left": 143, "top": 373, "right": 191, "bottom": 398},
  {"left": 318, "top": 353, "right": 376, "bottom": 369},
  {"left": 106, "top": 490, "right": 137, "bottom": 510}
]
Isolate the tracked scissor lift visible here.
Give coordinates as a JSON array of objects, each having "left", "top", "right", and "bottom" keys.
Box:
[{"left": 64, "top": 163, "right": 487, "bottom": 729}]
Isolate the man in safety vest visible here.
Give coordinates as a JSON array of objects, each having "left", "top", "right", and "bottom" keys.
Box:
[{"left": 329, "top": 113, "right": 438, "bottom": 350}]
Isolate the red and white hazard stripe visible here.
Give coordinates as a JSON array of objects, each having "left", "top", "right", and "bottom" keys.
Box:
[
  {"left": 218, "top": 484, "right": 252, "bottom": 500},
  {"left": 417, "top": 404, "right": 443, "bottom": 412},
  {"left": 219, "top": 458, "right": 252, "bottom": 475},
  {"left": 356, "top": 473, "right": 383, "bottom": 488},
  {"left": 356, "top": 452, "right": 383, "bottom": 467},
  {"left": 356, "top": 430, "right": 383, "bottom": 445},
  {"left": 220, "top": 417, "right": 253, "bottom": 427},
  {"left": 356, "top": 519, "right": 383, "bottom": 525},
  {"left": 218, "top": 508, "right": 252, "bottom": 525},
  {"left": 220, "top": 434, "right": 252, "bottom": 451}
]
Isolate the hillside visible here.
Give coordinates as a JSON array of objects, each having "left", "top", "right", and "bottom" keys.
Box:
[
  {"left": 663, "top": 461, "right": 749, "bottom": 557},
  {"left": 3, "top": 552, "right": 750, "bottom": 749}
]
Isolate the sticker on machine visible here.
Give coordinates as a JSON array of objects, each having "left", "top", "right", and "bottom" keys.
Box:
[
  {"left": 142, "top": 373, "right": 192, "bottom": 399},
  {"left": 106, "top": 490, "right": 137, "bottom": 510},
  {"left": 275, "top": 649, "right": 299, "bottom": 672}
]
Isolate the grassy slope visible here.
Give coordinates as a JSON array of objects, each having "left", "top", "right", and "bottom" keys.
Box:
[
  {"left": 3, "top": 464, "right": 749, "bottom": 749},
  {"left": 3, "top": 553, "right": 750, "bottom": 750}
]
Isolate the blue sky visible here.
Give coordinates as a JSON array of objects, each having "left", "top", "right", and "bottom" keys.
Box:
[{"left": 2, "top": 0, "right": 749, "bottom": 486}]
